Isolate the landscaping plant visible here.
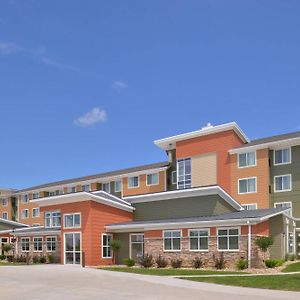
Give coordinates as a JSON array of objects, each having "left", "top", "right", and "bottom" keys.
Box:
[
  {"left": 255, "top": 236, "right": 273, "bottom": 262},
  {"left": 236, "top": 258, "right": 248, "bottom": 270},
  {"left": 213, "top": 252, "right": 226, "bottom": 270},
  {"left": 193, "top": 257, "right": 204, "bottom": 269},
  {"left": 123, "top": 258, "right": 135, "bottom": 267},
  {"left": 1, "top": 243, "right": 12, "bottom": 258},
  {"left": 155, "top": 255, "right": 168, "bottom": 268},
  {"left": 109, "top": 240, "right": 122, "bottom": 264},
  {"left": 171, "top": 259, "right": 182, "bottom": 269},
  {"left": 139, "top": 254, "right": 154, "bottom": 268},
  {"left": 265, "top": 259, "right": 284, "bottom": 268}
]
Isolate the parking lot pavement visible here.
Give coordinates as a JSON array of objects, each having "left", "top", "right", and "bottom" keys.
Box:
[{"left": 0, "top": 265, "right": 299, "bottom": 300}]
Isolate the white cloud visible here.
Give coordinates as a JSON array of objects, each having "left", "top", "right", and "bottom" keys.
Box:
[
  {"left": 112, "top": 80, "right": 128, "bottom": 90},
  {"left": 0, "top": 42, "right": 21, "bottom": 55},
  {"left": 74, "top": 107, "right": 107, "bottom": 127}
]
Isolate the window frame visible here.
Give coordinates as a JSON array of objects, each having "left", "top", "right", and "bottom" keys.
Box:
[
  {"left": 102, "top": 233, "right": 113, "bottom": 259},
  {"left": 177, "top": 157, "right": 192, "bottom": 189},
  {"left": 238, "top": 151, "right": 256, "bottom": 168},
  {"left": 33, "top": 237, "right": 43, "bottom": 252},
  {"left": 128, "top": 176, "right": 139, "bottom": 189},
  {"left": 32, "top": 207, "right": 40, "bottom": 218},
  {"left": 242, "top": 203, "right": 258, "bottom": 210},
  {"left": 146, "top": 173, "right": 159, "bottom": 186},
  {"left": 163, "top": 230, "right": 182, "bottom": 252},
  {"left": 46, "top": 236, "right": 57, "bottom": 252},
  {"left": 274, "top": 202, "right": 293, "bottom": 216},
  {"left": 217, "top": 227, "right": 240, "bottom": 252},
  {"left": 171, "top": 171, "right": 177, "bottom": 185},
  {"left": 238, "top": 177, "right": 257, "bottom": 194},
  {"left": 64, "top": 213, "right": 81, "bottom": 229},
  {"left": 114, "top": 180, "right": 122, "bottom": 193},
  {"left": 1, "top": 197, "right": 8, "bottom": 207},
  {"left": 188, "top": 229, "right": 209, "bottom": 252},
  {"left": 21, "top": 237, "right": 30, "bottom": 252},
  {"left": 2, "top": 212, "right": 8, "bottom": 220},
  {"left": 68, "top": 186, "right": 76, "bottom": 193},
  {"left": 45, "top": 211, "right": 61, "bottom": 228},
  {"left": 274, "top": 174, "right": 292, "bottom": 193},
  {"left": 274, "top": 148, "right": 291, "bottom": 166},
  {"left": 102, "top": 182, "right": 111, "bottom": 193},
  {"left": 21, "top": 209, "right": 29, "bottom": 219},
  {"left": 21, "top": 194, "right": 28, "bottom": 204}
]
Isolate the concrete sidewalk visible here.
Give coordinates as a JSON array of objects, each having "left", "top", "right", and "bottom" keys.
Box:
[{"left": 0, "top": 265, "right": 299, "bottom": 300}]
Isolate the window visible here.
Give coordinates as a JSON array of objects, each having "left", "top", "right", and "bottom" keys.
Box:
[
  {"left": 189, "top": 229, "right": 209, "bottom": 251},
  {"left": 21, "top": 209, "right": 29, "bottom": 219},
  {"left": 32, "top": 208, "right": 40, "bottom": 218},
  {"left": 102, "top": 234, "right": 112, "bottom": 258},
  {"left": 177, "top": 158, "right": 191, "bottom": 189},
  {"left": 64, "top": 213, "right": 81, "bottom": 228},
  {"left": 32, "top": 192, "right": 39, "bottom": 199},
  {"left": 21, "top": 237, "right": 30, "bottom": 252},
  {"left": 146, "top": 173, "right": 159, "bottom": 186},
  {"left": 163, "top": 230, "right": 181, "bottom": 251},
  {"left": 102, "top": 182, "right": 111, "bottom": 193},
  {"left": 49, "top": 190, "right": 63, "bottom": 197},
  {"left": 218, "top": 228, "right": 239, "bottom": 251},
  {"left": 130, "top": 234, "right": 144, "bottom": 260},
  {"left": 128, "top": 176, "right": 139, "bottom": 188},
  {"left": 274, "top": 148, "right": 291, "bottom": 165},
  {"left": 46, "top": 237, "right": 56, "bottom": 252},
  {"left": 238, "top": 177, "right": 256, "bottom": 194},
  {"left": 242, "top": 203, "right": 257, "bottom": 210},
  {"left": 238, "top": 152, "right": 256, "bottom": 168},
  {"left": 45, "top": 211, "right": 61, "bottom": 228},
  {"left": 1, "top": 197, "right": 7, "bottom": 207},
  {"left": 22, "top": 194, "right": 28, "bottom": 204},
  {"left": 2, "top": 212, "right": 8, "bottom": 220},
  {"left": 81, "top": 184, "right": 90, "bottom": 192},
  {"left": 33, "top": 237, "right": 43, "bottom": 252},
  {"left": 115, "top": 180, "right": 122, "bottom": 193},
  {"left": 68, "top": 186, "right": 76, "bottom": 193},
  {"left": 274, "top": 175, "right": 292, "bottom": 192},
  {"left": 171, "top": 171, "right": 177, "bottom": 185},
  {"left": 275, "top": 202, "right": 292, "bottom": 216}
]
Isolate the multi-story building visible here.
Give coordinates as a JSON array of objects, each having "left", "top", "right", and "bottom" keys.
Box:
[{"left": 0, "top": 122, "right": 299, "bottom": 267}]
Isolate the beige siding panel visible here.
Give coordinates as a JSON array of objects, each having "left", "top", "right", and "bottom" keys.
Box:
[{"left": 191, "top": 152, "right": 217, "bottom": 187}]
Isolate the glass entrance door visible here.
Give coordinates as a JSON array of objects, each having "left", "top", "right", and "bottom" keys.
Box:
[
  {"left": 130, "top": 234, "right": 144, "bottom": 261},
  {"left": 65, "top": 233, "right": 81, "bottom": 265}
]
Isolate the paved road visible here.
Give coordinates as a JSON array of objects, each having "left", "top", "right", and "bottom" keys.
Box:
[{"left": 0, "top": 265, "right": 298, "bottom": 300}]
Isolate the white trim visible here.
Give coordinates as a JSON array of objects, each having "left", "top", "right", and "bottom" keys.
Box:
[
  {"left": 1, "top": 212, "right": 8, "bottom": 220},
  {"left": 273, "top": 147, "right": 292, "bottom": 166},
  {"left": 101, "top": 233, "right": 113, "bottom": 259},
  {"left": 127, "top": 175, "right": 140, "bottom": 189},
  {"left": 114, "top": 180, "right": 122, "bottom": 193},
  {"left": 32, "top": 207, "right": 40, "bottom": 218},
  {"left": 188, "top": 228, "right": 210, "bottom": 252},
  {"left": 46, "top": 236, "right": 57, "bottom": 252},
  {"left": 21, "top": 208, "right": 29, "bottom": 219},
  {"left": 155, "top": 122, "right": 249, "bottom": 151},
  {"left": 0, "top": 218, "right": 28, "bottom": 227},
  {"left": 102, "top": 182, "right": 111, "bottom": 194},
  {"left": 171, "top": 171, "right": 177, "bottom": 185},
  {"left": 146, "top": 172, "right": 159, "bottom": 186},
  {"left": 274, "top": 202, "right": 293, "bottom": 216},
  {"left": 124, "top": 185, "right": 243, "bottom": 211},
  {"left": 241, "top": 203, "right": 258, "bottom": 210},
  {"left": 63, "top": 212, "right": 81, "bottom": 229},
  {"left": 63, "top": 232, "right": 82, "bottom": 265},
  {"left": 238, "top": 151, "right": 257, "bottom": 169},
  {"left": 274, "top": 174, "right": 292, "bottom": 193},
  {"left": 33, "top": 236, "right": 43, "bottom": 252},
  {"left": 238, "top": 177, "right": 257, "bottom": 195},
  {"left": 163, "top": 230, "right": 182, "bottom": 252},
  {"left": 21, "top": 237, "right": 30, "bottom": 252},
  {"left": 217, "top": 227, "right": 240, "bottom": 252},
  {"left": 129, "top": 233, "right": 144, "bottom": 259}
]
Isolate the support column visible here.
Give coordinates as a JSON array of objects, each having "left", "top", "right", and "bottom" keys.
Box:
[
  {"left": 293, "top": 221, "right": 296, "bottom": 256},
  {"left": 247, "top": 221, "right": 252, "bottom": 269},
  {"left": 286, "top": 219, "right": 290, "bottom": 255}
]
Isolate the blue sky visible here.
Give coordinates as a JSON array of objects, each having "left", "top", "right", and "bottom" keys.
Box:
[{"left": 1, "top": 0, "right": 300, "bottom": 189}]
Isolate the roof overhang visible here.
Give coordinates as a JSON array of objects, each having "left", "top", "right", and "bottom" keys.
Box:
[
  {"left": 31, "top": 191, "right": 134, "bottom": 212},
  {"left": 0, "top": 218, "right": 29, "bottom": 228},
  {"left": 124, "top": 185, "right": 243, "bottom": 211},
  {"left": 229, "top": 136, "right": 300, "bottom": 154},
  {"left": 154, "top": 122, "right": 249, "bottom": 151},
  {"left": 106, "top": 208, "right": 290, "bottom": 233}
]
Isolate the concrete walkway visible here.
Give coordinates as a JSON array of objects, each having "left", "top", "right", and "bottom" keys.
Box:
[{"left": 0, "top": 265, "right": 299, "bottom": 300}]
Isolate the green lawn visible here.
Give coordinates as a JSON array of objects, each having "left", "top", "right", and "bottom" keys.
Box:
[
  {"left": 282, "top": 262, "right": 300, "bottom": 273},
  {"left": 98, "top": 267, "right": 244, "bottom": 276},
  {"left": 181, "top": 274, "right": 300, "bottom": 292},
  {"left": 0, "top": 262, "right": 27, "bottom": 266}
]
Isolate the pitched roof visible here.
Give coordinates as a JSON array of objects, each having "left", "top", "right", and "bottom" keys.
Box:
[{"left": 17, "top": 161, "right": 169, "bottom": 193}]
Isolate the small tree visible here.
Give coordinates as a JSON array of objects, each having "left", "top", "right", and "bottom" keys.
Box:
[
  {"left": 109, "top": 240, "right": 122, "bottom": 265},
  {"left": 2, "top": 244, "right": 12, "bottom": 258},
  {"left": 255, "top": 236, "right": 273, "bottom": 262}
]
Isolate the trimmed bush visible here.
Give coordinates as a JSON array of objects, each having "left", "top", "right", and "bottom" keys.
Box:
[
  {"left": 156, "top": 255, "right": 168, "bottom": 268},
  {"left": 236, "top": 259, "right": 248, "bottom": 270},
  {"left": 171, "top": 259, "right": 182, "bottom": 269},
  {"left": 0, "top": 254, "right": 6, "bottom": 260},
  {"left": 193, "top": 257, "right": 203, "bottom": 269},
  {"left": 285, "top": 253, "right": 296, "bottom": 261},
  {"left": 214, "top": 253, "right": 226, "bottom": 270},
  {"left": 123, "top": 258, "right": 135, "bottom": 267},
  {"left": 265, "top": 259, "right": 284, "bottom": 268},
  {"left": 139, "top": 254, "right": 154, "bottom": 268},
  {"left": 255, "top": 237, "right": 273, "bottom": 261},
  {"left": 39, "top": 256, "right": 47, "bottom": 264},
  {"left": 33, "top": 256, "right": 40, "bottom": 264}
]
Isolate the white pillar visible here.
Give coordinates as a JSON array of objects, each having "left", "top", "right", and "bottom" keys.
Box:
[
  {"left": 293, "top": 221, "right": 296, "bottom": 256},
  {"left": 247, "top": 221, "right": 252, "bottom": 268},
  {"left": 286, "top": 219, "right": 290, "bottom": 255}
]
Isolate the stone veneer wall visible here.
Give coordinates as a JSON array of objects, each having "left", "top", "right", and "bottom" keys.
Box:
[{"left": 144, "top": 235, "right": 269, "bottom": 268}]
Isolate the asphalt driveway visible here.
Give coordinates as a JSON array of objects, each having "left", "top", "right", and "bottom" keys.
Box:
[{"left": 0, "top": 265, "right": 298, "bottom": 300}]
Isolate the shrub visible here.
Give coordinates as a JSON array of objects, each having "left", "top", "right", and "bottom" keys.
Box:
[
  {"left": 156, "top": 255, "right": 168, "bottom": 268},
  {"left": 285, "top": 253, "right": 296, "bottom": 261},
  {"left": 0, "top": 254, "right": 6, "bottom": 260},
  {"left": 265, "top": 259, "right": 284, "bottom": 268},
  {"left": 39, "top": 256, "right": 47, "bottom": 264},
  {"left": 139, "top": 254, "right": 154, "bottom": 268},
  {"left": 214, "top": 253, "right": 226, "bottom": 270},
  {"left": 2, "top": 244, "right": 12, "bottom": 255},
  {"left": 193, "top": 257, "right": 203, "bottom": 269},
  {"left": 123, "top": 258, "right": 135, "bottom": 267},
  {"left": 255, "top": 237, "right": 273, "bottom": 261},
  {"left": 236, "top": 259, "right": 248, "bottom": 270},
  {"left": 290, "top": 254, "right": 296, "bottom": 261},
  {"left": 171, "top": 259, "right": 182, "bottom": 269},
  {"left": 47, "top": 254, "right": 60, "bottom": 264},
  {"left": 109, "top": 240, "right": 122, "bottom": 264},
  {"left": 33, "top": 256, "right": 40, "bottom": 264}
]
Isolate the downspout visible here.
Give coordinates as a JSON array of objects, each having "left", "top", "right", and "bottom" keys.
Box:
[{"left": 247, "top": 220, "right": 252, "bottom": 269}]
